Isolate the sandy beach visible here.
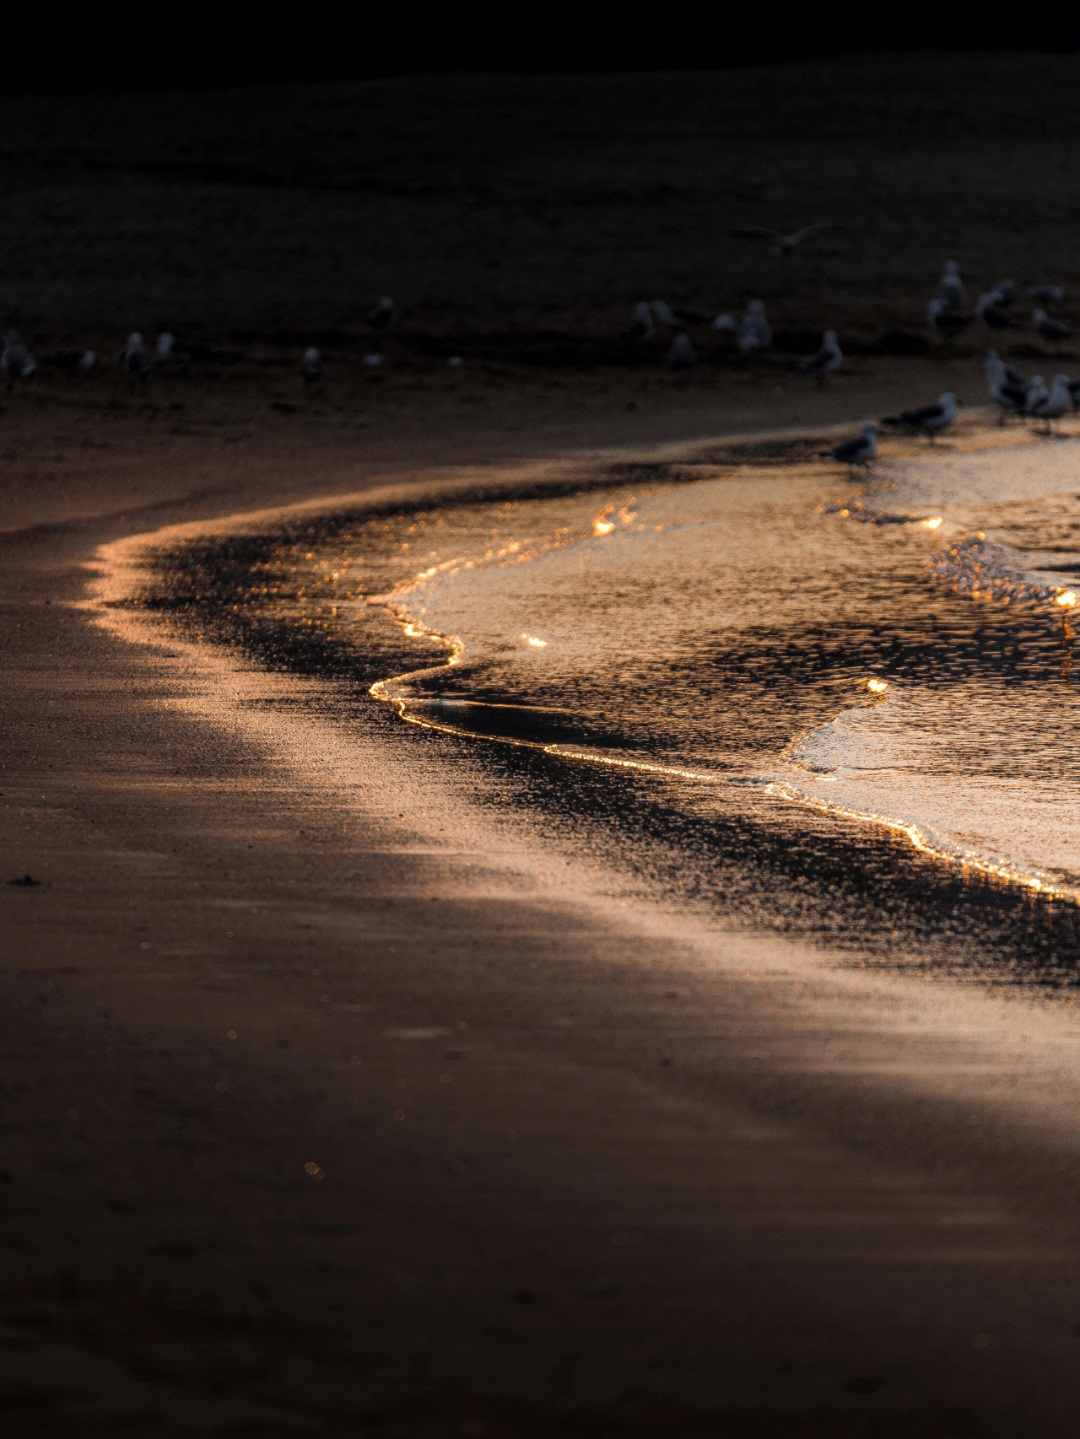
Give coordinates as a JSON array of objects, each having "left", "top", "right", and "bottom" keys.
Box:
[{"left": 8, "top": 59, "right": 1080, "bottom": 1435}]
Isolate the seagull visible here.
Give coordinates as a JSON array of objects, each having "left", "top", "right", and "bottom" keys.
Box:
[
  {"left": 1, "top": 331, "right": 36, "bottom": 379},
  {"left": 649, "top": 300, "right": 679, "bottom": 330},
  {"left": 624, "top": 302, "right": 655, "bottom": 343},
  {"left": 738, "top": 300, "right": 772, "bottom": 353},
  {"left": 1024, "top": 374, "right": 1049, "bottom": 413},
  {"left": 883, "top": 392, "right": 958, "bottom": 443},
  {"left": 936, "top": 260, "right": 967, "bottom": 311},
  {"left": 1033, "top": 308, "right": 1069, "bottom": 343},
  {"left": 728, "top": 222, "right": 835, "bottom": 255},
  {"left": 712, "top": 312, "right": 737, "bottom": 336},
  {"left": 1068, "top": 376, "right": 1080, "bottom": 409},
  {"left": 1027, "top": 284, "right": 1065, "bottom": 305},
  {"left": 43, "top": 348, "right": 95, "bottom": 375},
  {"left": 665, "top": 333, "right": 696, "bottom": 368},
  {"left": 155, "top": 330, "right": 194, "bottom": 363},
  {"left": 120, "top": 333, "right": 151, "bottom": 379},
  {"left": 975, "top": 292, "right": 1018, "bottom": 330},
  {"left": 827, "top": 423, "right": 877, "bottom": 469},
  {"left": 369, "top": 296, "right": 396, "bottom": 330},
  {"left": 985, "top": 352, "right": 1027, "bottom": 423},
  {"left": 298, "top": 347, "right": 324, "bottom": 383},
  {"left": 798, "top": 329, "right": 842, "bottom": 379},
  {"left": 985, "top": 349, "right": 1027, "bottom": 390},
  {"left": 928, "top": 296, "right": 973, "bottom": 339},
  {"left": 986, "top": 280, "right": 1017, "bottom": 308},
  {"left": 1028, "top": 373, "right": 1073, "bottom": 433}
]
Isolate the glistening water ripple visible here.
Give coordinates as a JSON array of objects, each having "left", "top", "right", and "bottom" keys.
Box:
[{"left": 145, "top": 431, "right": 1080, "bottom": 985}]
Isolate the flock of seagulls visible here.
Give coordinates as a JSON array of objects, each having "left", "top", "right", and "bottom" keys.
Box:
[
  {"left": 927, "top": 262, "right": 1072, "bottom": 347},
  {"left": 0, "top": 295, "right": 401, "bottom": 390}
]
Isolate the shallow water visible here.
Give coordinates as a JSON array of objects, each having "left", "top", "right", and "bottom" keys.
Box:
[{"left": 148, "top": 427, "right": 1080, "bottom": 985}]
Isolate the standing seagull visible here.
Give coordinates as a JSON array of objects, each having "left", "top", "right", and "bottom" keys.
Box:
[
  {"left": 120, "top": 333, "right": 151, "bottom": 380},
  {"left": 369, "top": 297, "right": 396, "bottom": 330},
  {"left": 624, "top": 302, "right": 655, "bottom": 343},
  {"left": 975, "top": 292, "right": 1018, "bottom": 330},
  {"left": 936, "top": 260, "right": 967, "bottom": 311},
  {"left": 1028, "top": 374, "right": 1073, "bottom": 434},
  {"left": 44, "top": 347, "right": 95, "bottom": 375},
  {"left": 798, "top": 330, "right": 843, "bottom": 380},
  {"left": 883, "top": 392, "right": 958, "bottom": 443},
  {"left": 738, "top": 300, "right": 772, "bottom": 353},
  {"left": 1033, "top": 308, "right": 1069, "bottom": 344},
  {"left": 299, "top": 347, "right": 324, "bottom": 383},
  {"left": 827, "top": 423, "right": 877, "bottom": 470},
  {"left": 1, "top": 331, "right": 36, "bottom": 379},
  {"left": 985, "top": 351, "right": 1027, "bottom": 423},
  {"left": 1027, "top": 284, "right": 1065, "bottom": 305},
  {"left": 665, "top": 333, "right": 696, "bottom": 368},
  {"left": 928, "top": 296, "right": 973, "bottom": 340}
]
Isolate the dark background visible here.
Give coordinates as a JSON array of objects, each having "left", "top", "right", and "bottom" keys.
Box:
[{"left": 6, "top": 8, "right": 1080, "bottom": 94}]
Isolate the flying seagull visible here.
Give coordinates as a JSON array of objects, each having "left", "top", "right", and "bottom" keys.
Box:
[
  {"left": 827, "top": 422, "right": 877, "bottom": 469},
  {"left": 883, "top": 392, "right": 958, "bottom": 443},
  {"left": 728, "top": 222, "right": 835, "bottom": 255}
]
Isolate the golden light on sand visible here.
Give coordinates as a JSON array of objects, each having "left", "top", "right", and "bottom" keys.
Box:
[
  {"left": 866, "top": 677, "right": 888, "bottom": 694},
  {"left": 520, "top": 633, "right": 548, "bottom": 647},
  {"left": 593, "top": 518, "right": 616, "bottom": 536},
  {"left": 922, "top": 516, "right": 943, "bottom": 530},
  {"left": 1056, "top": 590, "right": 1077, "bottom": 608}
]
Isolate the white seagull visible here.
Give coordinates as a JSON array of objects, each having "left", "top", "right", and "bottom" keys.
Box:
[
  {"left": 665, "top": 333, "right": 696, "bottom": 368},
  {"left": 369, "top": 296, "right": 396, "bottom": 330},
  {"left": 738, "top": 300, "right": 772, "bottom": 353},
  {"left": 928, "top": 295, "right": 973, "bottom": 339},
  {"left": 1028, "top": 374, "right": 1073, "bottom": 433},
  {"left": 1033, "top": 308, "right": 1069, "bottom": 343},
  {"left": 1, "top": 332, "right": 36, "bottom": 379},
  {"left": 1027, "top": 284, "right": 1065, "bottom": 305},
  {"left": 936, "top": 260, "right": 966, "bottom": 311},
  {"left": 298, "top": 347, "right": 324, "bottom": 383},
  {"left": 798, "top": 329, "right": 842, "bottom": 379},
  {"left": 121, "top": 333, "right": 151, "bottom": 379},
  {"left": 975, "top": 292, "right": 1017, "bottom": 330},
  {"left": 624, "top": 302, "right": 655, "bottom": 342}
]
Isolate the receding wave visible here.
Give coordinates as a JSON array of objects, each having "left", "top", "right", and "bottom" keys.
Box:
[{"left": 120, "top": 424, "right": 1080, "bottom": 984}]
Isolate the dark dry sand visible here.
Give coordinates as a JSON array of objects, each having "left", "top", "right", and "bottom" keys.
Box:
[{"left": 6, "top": 58, "right": 1080, "bottom": 1436}]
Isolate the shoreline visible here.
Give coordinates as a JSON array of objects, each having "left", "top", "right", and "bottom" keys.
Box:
[{"left": 9, "top": 368, "right": 1080, "bottom": 1432}]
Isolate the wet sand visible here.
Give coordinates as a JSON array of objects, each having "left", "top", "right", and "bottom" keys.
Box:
[
  {"left": 4, "top": 367, "right": 1080, "bottom": 1436},
  {"left": 7, "top": 58, "right": 1080, "bottom": 1434}
]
